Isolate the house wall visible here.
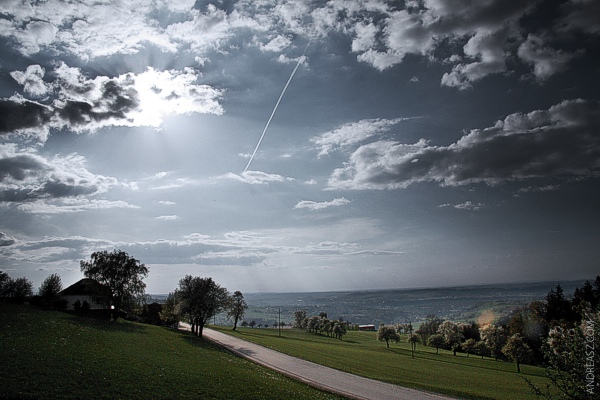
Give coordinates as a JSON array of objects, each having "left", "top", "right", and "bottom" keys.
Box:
[{"left": 61, "top": 295, "right": 106, "bottom": 310}]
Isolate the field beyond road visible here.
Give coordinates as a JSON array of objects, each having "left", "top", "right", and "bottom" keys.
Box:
[
  {"left": 212, "top": 326, "right": 554, "bottom": 400},
  {"left": 0, "top": 303, "right": 342, "bottom": 400}
]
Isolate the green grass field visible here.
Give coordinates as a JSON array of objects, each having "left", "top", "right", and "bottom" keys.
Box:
[
  {"left": 0, "top": 303, "right": 342, "bottom": 400},
  {"left": 213, "top": 326, "right": 554, "bottom": 400}
]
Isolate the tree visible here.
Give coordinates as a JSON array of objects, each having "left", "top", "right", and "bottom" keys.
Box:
[
  {"left": 377, "top": 324, "right": 400, "bottom": 348},
  {"left": 474, "top": 340, "right": 490, "bottom": 359},
  {"left": 142, "top": 302, "right": 162, "bottom": 325},
  {"left": 525, "top": 311, "right": 599, "bottom": 400},
  {"left": 481, "top": 324, "right": 508, "bottom": 360},
  {"left": 227, "top": 291, "right": 248, "bottom": 331},
  {"left": 160, "top": 292, "right": 179, "bottom": 327},
  {"left": 408, "top": 334, "right": 420, "bottom": 358},
  {"left": 437, "top": 320, "right": 464, "bottom": 355},
  {"left": 333, "top": 322, "right": 347, "bottom": 340},
  {"left": 307, "top": 316, "right": 321, "bottom": 333},
  {"left": 416, "top": 315, "right": 443, "bottom": 345},
  {"left": 294, "top": 310, "right": 307, "bottom": 329},
  {"left": 502, "top": 333, "right": 532, "bottom": 373},
  {"left": 428, "top": 334, "right": 445, "bottom": 354},
  {"left": 80, "top": 250, "right": 148, "bottom": 314},
  {"left": 461, "top": 321, "right": 481, "bottom": 341},
  {"left": 1, "top": 276, "right": 33, "bottom": 302},
  {"left": 505, "top": 302, "right": 548, "bottom": 364},
  {"left": 545, "top": 284, "right": 577, "bottom": 325},
  {"left": 0, "top": 271, "right": 10, "bottom": 297},
  {"left": 38, "top": 273, "right": 62, "bottom": 307},
  {"left": 175, "top": 275, "right": 229, "bottom": 337},
  {"left": 462, "top": 338, "right": 477, "bottom": 358},
  {"left": 572, "top": 275, "right": 600, "bottom": 313}
]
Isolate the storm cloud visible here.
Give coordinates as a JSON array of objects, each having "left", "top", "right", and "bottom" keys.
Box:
[
  {"left": 0, "top": 145, "right": 118, "bottom": 203},
  {"left": 328, "top": 99, "right": 600, "bottom": 189}
]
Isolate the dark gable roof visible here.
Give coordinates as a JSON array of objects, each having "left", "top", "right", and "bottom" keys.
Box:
[{"left": 59, "top": 278, "right": 109, "bottom": 296}]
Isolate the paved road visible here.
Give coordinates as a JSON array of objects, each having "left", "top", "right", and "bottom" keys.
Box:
[{"left": 202, "top": 328, "right": 458, "bottom": 400}]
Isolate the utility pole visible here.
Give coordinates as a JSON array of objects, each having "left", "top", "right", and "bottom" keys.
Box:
[{"left": 278, "top": 308, "right": 281, "bottom": 337}]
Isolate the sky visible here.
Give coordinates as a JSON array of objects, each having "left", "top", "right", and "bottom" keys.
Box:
[{"left": 1, "top": 0, "right": 599, "bottom": 294}]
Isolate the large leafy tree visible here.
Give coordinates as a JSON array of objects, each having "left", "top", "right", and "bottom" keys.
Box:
[
  {"left": 176, "top": 275, "right": 229, "bottom": 337},
  {"left": 526, "top": 311, "right": 599, "bottom": 400},
  {"left": 80, "top": 250, "right": 148, "bottom": 313},
  {"left": 0, "top": 273, "right": 33, "bottom": 302},
  {"left": 428, "top": 333, "right": 445, "bottom": 354},
  {"left": 293, "top": 310, "right": 307, "bottom": 329},
  {"left": 377, "top": 324, "right": 400, "bottom": 348},
  {"left": 437, "top": 320, "right": 464, "bottom": 355},
  {"left": 39, "top": 273, "right": 63, "bottom": 306},
  {"left": 502, "top": 333, "right": 532, "bottom": 373},
  {"left": 0, "top": 271, "right": 10, "bottom": 297},
  {"left": 227, "top": 291, "right": 248, "bottom": 331}
]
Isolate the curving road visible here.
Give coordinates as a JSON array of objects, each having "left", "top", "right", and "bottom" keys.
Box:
[{"left": 202, "top": 328, "right": 458, "bottom": 400}]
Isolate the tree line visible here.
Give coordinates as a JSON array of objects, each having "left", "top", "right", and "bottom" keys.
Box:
[
  {"left": 375, "top": 277, "right": 600, "bottom": 399},
  {"left": 292, "top": 310, "right": 348, "bottom": 339},
  {"left": 1, "top": 250, "right": 248, "bottom": 338},
  {"left": 0, "top": 270, "right": 65, "bottom": 309}
]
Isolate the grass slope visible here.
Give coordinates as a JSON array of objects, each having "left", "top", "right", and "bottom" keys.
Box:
[
  {"left": 213, "top": 326, "right": 554, "bottom": 400},
  {"left": 0, "top": 304, "right": 341, "bottom": 400}
]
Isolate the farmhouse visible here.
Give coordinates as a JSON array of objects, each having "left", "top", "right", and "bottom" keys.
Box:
[
  {"left": 59, "top": 278, "right": 110, "bottom": 310},
  {"left": 358, "top": 324, "right": 376, "bottom": 331}
]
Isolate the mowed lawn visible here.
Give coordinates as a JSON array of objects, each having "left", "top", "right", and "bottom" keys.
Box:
[
  {"left": 213, "top": 326, "right": 555, "bottom": 400},
  {"left": 0, "top": 303, "right": 342, "bottom": 400}
]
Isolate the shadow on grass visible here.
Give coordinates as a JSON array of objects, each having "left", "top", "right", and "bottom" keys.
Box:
[
  {"left": 384, "top": 347, "right": 540, "bottom": 377},
  {"left": 236, "top": 329, "right": 359, "bottom": 345},
  {"left": 67, "top": 313, "right": 149, "bottom": 334},
  {"left": 177, "top": 330, "right": 227, "bottom": 353}
]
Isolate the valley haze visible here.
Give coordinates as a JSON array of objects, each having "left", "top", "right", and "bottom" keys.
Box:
[{"left": 153, "top": 279, "right": 587, "bottom": 326}]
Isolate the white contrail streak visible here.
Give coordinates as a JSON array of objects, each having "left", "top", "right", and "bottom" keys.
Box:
[{"left": 244, "top": 42, "right": 310, "bottom": 173}]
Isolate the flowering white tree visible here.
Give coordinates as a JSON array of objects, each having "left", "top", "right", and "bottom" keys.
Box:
[{"left": 525, "top": 310, "right": 599, "bottom": 399}]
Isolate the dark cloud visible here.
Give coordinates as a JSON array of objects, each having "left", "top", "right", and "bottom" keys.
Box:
[
  {"left": 0, "top": 148, "right": 118, "bottom": 203},
  {"left": 56, "top": 78, "right": 140, "bottom": 126},
  {"left": 0, "top": 153, "right": 47, "bottom": 182},
  {"left": 0, "top": 77, "right": 140, "bottom": 138},
  {"left": 3, "top": 63, "right": 222, "bottom": 140},
  {"left": 558, "top": 0, "right": 600, "bottom": 34},
  {"left": 45, "top": 70, "right": 140, "bottom": 130},
  {"left": 328, "top": 99, "right": 600, "bottom": 190},
  {"left": 0, "top": 99, "right": 53, "bottom": 135}
]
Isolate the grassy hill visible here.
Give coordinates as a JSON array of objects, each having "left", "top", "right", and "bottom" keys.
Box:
[
  {"left": 213, "top": 326, "right": 555, "bottom": 400},
  {"left": 0, "top": 303, "right": 341, "bottom": 400}
]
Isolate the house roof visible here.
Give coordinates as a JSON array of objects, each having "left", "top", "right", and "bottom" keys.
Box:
[{"left": 59, "top": 278, "right": 109, "bottom": 296}]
